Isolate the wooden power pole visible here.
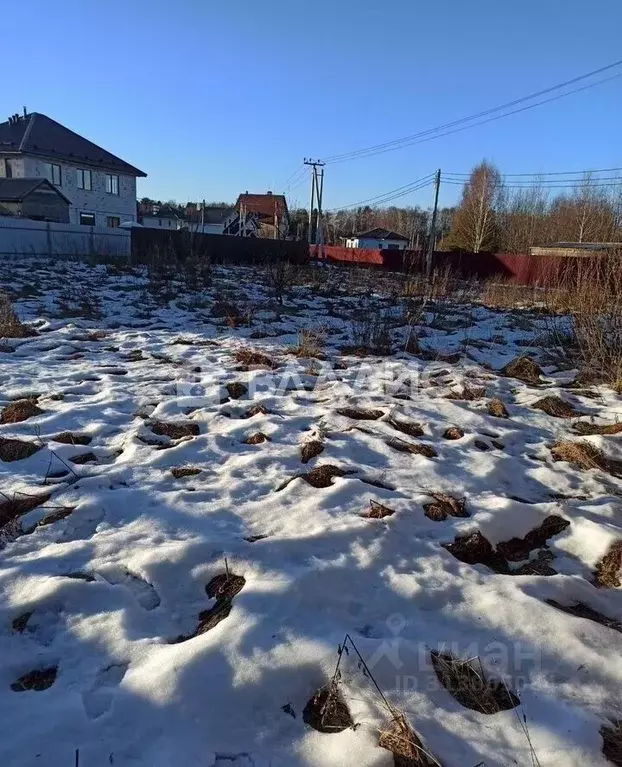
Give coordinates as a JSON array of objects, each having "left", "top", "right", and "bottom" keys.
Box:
[
  {"left": 426, "top": 169, "right": 441, "bottom": 276},
  {"left": 304, "top": 158, "right": 325, "bottom": 245}
]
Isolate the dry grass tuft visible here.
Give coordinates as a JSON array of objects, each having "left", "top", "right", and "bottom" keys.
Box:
[
  {"left": 551, "top": 440, "right": 614, "bottom": 473},
  {"left": 501, "top": 356, "right": 543, "bottom": 385},
  {"left": 292, "top": 328, "right": 326, "bottom": 359},
  {"left": 430, "top": 651, "right": 519, "bottom": 714},
  {"left": 226, "top": 382, "right": 248, "bottom": 400},
  {"left": 601, "top": 720, "right": 622, "bottom": 766},
  {"left": 442, "top": 426, "right": 464, "bottom": 440},
  {"left": 301, "top": 439, "right": 324, "bottom": 464},
  {"left": 0, "top": 492, "right": 51, "bottom": 527},
  {"left": 423, "top": 493, "right": 468, "bottom": 522},
  {"left": 388, "top": 418, "right": 424, "bottom": 438},
  {"left": 0, "top": 437, "right": 41, "bottom": 462},
  {"left": 151, "top": 421, "right": 200, "bottom": 440},
  {"left": 243, "top": 432, "right": 270, "bottom": 445},
  {"left": 487, "top": 398, "right": 509, "bottom": 419},
  {"left": 51, "top": 432, "right": 92, "bottom": 446},
  {"left": 0, "top": 399, "right": 44, "bottom": 424},
  {"left": 171, "top": 466, "right": 202, "bottom": 479},
  {"left": 302, "top": 465, "right": 347, "bottom": 488},
  {"left": 594, "top": 540, "right": 622, "bottom": 588},
  {"left": 532, "top": 396, "right": 580, "bottom": 418},
  {"left": 235, "top": 348, "right": 276, "bottom": 368},
  {"left": 574, "top": 421, "right": 622, "bottom": 436},
  {"left": 379, "top": 711, "right": 438, "bottom": 766},
  {"left": 337, "top": 407, "right": 384, "bottom": 421},
  {"left": 365, "top": 499, "right": 396, "bottom": 519},
  {"left": 0, "top": 293, "right": 36, "bottom": 339},
  {"left": 302, "top": 684, "right": 354, "bottom": 733}
]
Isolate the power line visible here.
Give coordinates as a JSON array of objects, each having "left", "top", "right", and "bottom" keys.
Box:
[
  {"left": 322, "top": 61, "right": 622, "bottom": 165},
  {"left": 281, "top": 164, "right": 306, "bottom": 191},
  {"left": 443, "top": 179, "right": 622, "bottom": 190},
  {"left": 328, "top": 173, "right": 436, "bottom": 211},
  {"left": 443, "top": 166, "right": 622, "bottom": 178}
]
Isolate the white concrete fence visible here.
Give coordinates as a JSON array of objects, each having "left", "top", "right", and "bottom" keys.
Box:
[{"left": 0, "top": 217, "right": 130, "bottom": 258}]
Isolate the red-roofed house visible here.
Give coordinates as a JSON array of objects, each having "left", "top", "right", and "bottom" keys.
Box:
[{"left": 228, "top": 191, "right": 289, "bottom": 239}]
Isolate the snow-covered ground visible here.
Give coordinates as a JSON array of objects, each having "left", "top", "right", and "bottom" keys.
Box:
[{"left": 0, "top": 259, "right": 621, "bottom": 767}]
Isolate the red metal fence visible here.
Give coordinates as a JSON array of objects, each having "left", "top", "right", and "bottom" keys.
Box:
[{"left": 311, "top": 245, "right": 588, "bottom": 286}]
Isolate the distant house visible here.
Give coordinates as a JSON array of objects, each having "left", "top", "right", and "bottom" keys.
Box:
[
  {"left": 0, "top": 110, "right": 146, "bottom": 228},
  {"left": 229, "top": 191, "right": 289, "bottom": 239},
  {"left": 344, "top": 228, "right": 410, "bottom": 251},
  {"left": 140, "top": 205, "right": 181, "bottom": 229},
  {"left": 0, "top": 178, "right": 71, "bottom": 222},
  {"left": 222, "top": 209, "right": 260, "bottom": 237},
  {"left": 183, "top": 205, "right": 234, "bottom": 235}
]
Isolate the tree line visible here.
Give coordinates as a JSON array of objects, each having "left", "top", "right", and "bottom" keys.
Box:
[{"left": 439, "top": 161, "right": 622, "bottom": 253}]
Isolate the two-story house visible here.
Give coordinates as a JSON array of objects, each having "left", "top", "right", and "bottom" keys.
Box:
[{"left": 0, "top": 110, "right": 146, "bottom": 228}]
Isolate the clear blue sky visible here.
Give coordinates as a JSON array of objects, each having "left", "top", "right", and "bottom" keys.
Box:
[{"left": 3, "top": 0, "right": 620, "bottom": 210}]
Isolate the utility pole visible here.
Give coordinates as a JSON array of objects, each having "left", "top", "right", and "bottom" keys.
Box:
[
  {"left": 201, "top": 198, "right": 205, "bottom": 233},
  {"left": 304, "top": 158, "right": 325, "bottom": 245},
  {"left": 315, "top": 167, "right": 325, "bottom": 245},
  {"left": 426, "top": 169, "right": 441, "bottom": 276}
]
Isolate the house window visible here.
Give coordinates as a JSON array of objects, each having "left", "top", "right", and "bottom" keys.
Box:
[
  {"left": 386, "top": 243, "right": 400, "bottom": 250},
  {"left": 77, "top": 169, "right": 92, "bottom": 190},
  {"left": 107, "top": 216, "right": 120, "bottom": 228},
  {"left": 44, "top": 162, "right": 62, "bottom": 186},
  {"left": 377, "top": 243, "right": 383, "bottom": 249},
  {"left": 3, "top": 159, "right": 12, "bottom": 178},
  {"left": 79, "top": 212, "right": 96, "bottom": 226},
  {"left": 105, "top": 174, "right": 119, "bottom": 195}
]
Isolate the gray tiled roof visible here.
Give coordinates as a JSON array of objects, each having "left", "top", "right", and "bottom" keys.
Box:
[
  {"left": 0, "top": 113, "right": 146, "bottom": 177},
  {"left": 0, "top": 177, "right": 71, "bottom": 203}
]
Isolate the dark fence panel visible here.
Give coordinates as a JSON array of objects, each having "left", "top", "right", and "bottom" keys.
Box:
[{"left": 132, "top": 229, "right": 309, "bottom": 265}]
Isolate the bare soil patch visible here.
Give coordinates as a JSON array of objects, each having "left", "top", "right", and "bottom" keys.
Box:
[
  {"left": 302, "top": 465, "right": 347, "bottom": 488},
  {"left": 171, "top": 467, "right": 202, "bottom": 479},
  {"left": 487, "top": 398, "right": 509, "bottom": 419},
  {"left": 51, "top": 432, "right": 92, "bottom": 446},
  {"left": 546, "top": 599, "right": 622, "bottom": 633},
  {"left": 388, "top": 418, "right": 424, "bottom": 438},
  {"left": 69, "top": 452, "right": 97, "bottom": 465},
  {"left": 386, "top": 438, "right": 437, "bottom": 458},
  {"left": 226, "top": 382, "right": 248, "bottom": 400},
  {"left": 301, "top": 440, "right": 324, "bottom": 464},
  {"left": 532, "top": 396, "right": 581, "bottom": 418},
  {"left": 0, "top": 437, "right": 41, "bottom": 462},
  {"left": 152, "top": 421, "right": 200, "bottom": 439},
  {"left": 235, "top": 349, "right": 276, "bottom": 368},
  {"left": 446, "top": 385, "right": 486, "bottom": 401},
  {"left": 431, "top": 651, "right": 519, "bottom": 714},
  {"left": 302, "top": 685, "right": 353, "bottom": 733},
  {"left": 337, "top": 407, "right": 384, "bottom": 421},
  {"left": 364, "top": 499, "right": 396, "bottom": 519},
  {"left": 1, "top": 399, "right": 44, "bottom": 424},
  {"left": 443, "top": 426, "right": 464, "bottom": 440},
  {"left": 423, "top": 493, "right": 468, "bottom": 522},
  {"left": 0, "top": 492, "right": 51, "bottom": 527},
  {"left": 502, "top": 356, "right": 543, "bottom": 385},
  {"left": 601, "top": 721, "right": 622, "bottom": 766},
  {"left": 11, "top": 667, "right": 57, "bottom": 692},
  {"left": 171, "top": 572, "right": 246, "bottom": 643},
  {"left": 496, "top": 515, "right": 570, "bottom": 562},
  {"left": 594, "top": 541, "right": 622, "bottom": 588},
  {"left": 243, "top": 433, "right": 270, "bottom": 445},
  {"left": 243, "top": 404, "right": 271, "bottom": 419}
]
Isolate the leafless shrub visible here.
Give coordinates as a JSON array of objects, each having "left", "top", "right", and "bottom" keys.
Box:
[
  {"left": 292, "top": 327, "right": 326, "bottom": 359},
  {"left": 346, "top": 311, "right": 392, "bottom": 356},
  {"left": 264, "top": 257, "right": 301, "bottom": 305},
  {"left": 57, "top": 286, "right": 102, "bottom": 319}
]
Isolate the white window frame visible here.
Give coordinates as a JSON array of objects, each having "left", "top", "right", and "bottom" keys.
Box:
[
  {"left": 44, "top": 162, "right": 62, "bottom": 186},
  {"left": 105, "top": 174, "right": 119, "bottom": 195},
  {"left": 79, "top": 212, "right": 96, "bottom": 226},
  {"left": 77, "top": 168, "right": 92, "bottom": 191}
]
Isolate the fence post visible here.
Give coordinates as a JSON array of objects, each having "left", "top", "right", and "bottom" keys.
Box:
[
  {"left": 46, "top": 222, "right": 52, "bottom": 258},
  {"left": 89, "top": 226, "right": 94, "bottom": 257}
]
